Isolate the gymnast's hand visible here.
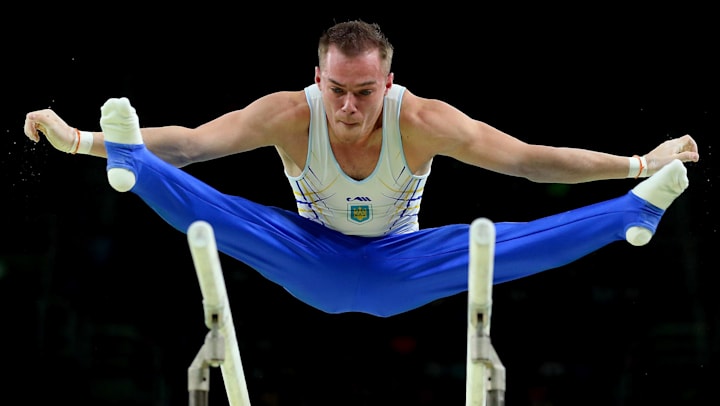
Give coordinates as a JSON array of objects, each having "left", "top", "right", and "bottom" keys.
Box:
[
  {"left": 643, "top": 134, "right": 699, "bottom": 176},
  {"left": 23, "top": 108, "right": 77, "bottom": 153}
]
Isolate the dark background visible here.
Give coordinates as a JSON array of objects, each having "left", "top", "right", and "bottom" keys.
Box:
[{"left": 2, "top": 6, "right": 719, "bottom": 406}]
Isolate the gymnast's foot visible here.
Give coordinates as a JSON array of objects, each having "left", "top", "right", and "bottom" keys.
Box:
[
  {"left": 99, "top": 97, "right": 143, "bottom": 192},
  {"left": 626, "top": 159, "right": 689, "bottom": 246}
]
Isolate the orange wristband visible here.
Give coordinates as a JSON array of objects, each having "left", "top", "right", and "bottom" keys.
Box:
[{"left": 70, "top": 128, "right": 81, "bottom": 154}]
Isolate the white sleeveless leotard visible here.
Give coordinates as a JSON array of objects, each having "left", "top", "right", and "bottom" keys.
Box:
[{"left": 286, "top": 84, "right": 430, "bottom": 237}]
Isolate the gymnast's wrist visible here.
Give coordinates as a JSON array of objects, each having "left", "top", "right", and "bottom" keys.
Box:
[
  {"left": 69, "top": 128, "right": 94, "bottom": 154},
  {"left": 627, "top": 155, "right": 648, "bottom": 179}
]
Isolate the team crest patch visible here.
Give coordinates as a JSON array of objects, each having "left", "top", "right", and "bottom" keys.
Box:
[{"left": 348, "top": 204, "right": 373, "bottom": 223}]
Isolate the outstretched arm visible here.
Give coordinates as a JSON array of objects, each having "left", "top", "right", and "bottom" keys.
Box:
[
  {"left": 23, "top": 90, "right": 310, "bottom": 168},
  {"left": 400, "top": 91, "right": 700, "bottom": 183}
]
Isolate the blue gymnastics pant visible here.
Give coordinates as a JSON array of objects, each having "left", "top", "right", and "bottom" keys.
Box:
[{"left": 106, "top": 142, "right": 664, "bottom": 317}]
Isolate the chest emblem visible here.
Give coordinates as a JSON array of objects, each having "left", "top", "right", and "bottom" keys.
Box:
[{"left": 348, "top": 204, "right": 373, "bottom": 224}]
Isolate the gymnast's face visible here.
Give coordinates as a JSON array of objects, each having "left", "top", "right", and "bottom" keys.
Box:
[{"left": 315, "top": 45, "right": 393, "bottom": 142}]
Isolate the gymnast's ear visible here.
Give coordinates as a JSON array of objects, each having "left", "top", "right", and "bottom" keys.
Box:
[
  {"left": 385, "top": 72, "right": 394, "bottom": 94},
  {"left": 315, "top": 67, "right": 322, "bottom": 88}
]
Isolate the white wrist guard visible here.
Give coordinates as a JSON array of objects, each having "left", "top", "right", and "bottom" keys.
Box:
[
  {"left": 70, "top": 129, "right": 93, "bottom": 154},
  {"left": 627, "top": 155, "right": 648, "bottom": 178}
]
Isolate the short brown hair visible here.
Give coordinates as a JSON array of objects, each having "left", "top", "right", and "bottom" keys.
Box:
[{"left": 318, "top": 20, "right": 394, "bottom": 74}]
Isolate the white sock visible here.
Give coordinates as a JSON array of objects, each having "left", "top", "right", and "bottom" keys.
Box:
[
  {"left": 631, "top": 159, "right": 688, "bottom": 210},
  {"left": 100, "top": 97, "right": 143, "bottom": 192},
  {"left": 625, "top": 159, "right": 689, "bottom": 246},
  {"left": 100, "top": 97, "right": 143, "bottom": 145}
]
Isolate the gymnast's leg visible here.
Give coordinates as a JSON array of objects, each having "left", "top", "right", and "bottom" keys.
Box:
[
  {"left": 357, "top": 160, "right": 689, "bottom": 316},
  {"left": 99, "top": 97, "right": 373, "bottom": 313}
]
